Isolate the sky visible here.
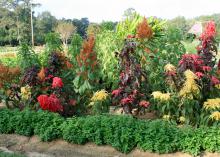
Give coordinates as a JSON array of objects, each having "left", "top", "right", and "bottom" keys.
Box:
[{"left": 34, "top": 0, "right": 220, "bottom": 23}]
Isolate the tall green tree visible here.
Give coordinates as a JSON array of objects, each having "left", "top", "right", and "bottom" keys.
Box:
[
  {"left": 35, "top": 11, "right": 57, "bottom": 45},
  {"left": 72, "top": 18, "right": 89, "bottom": 38},
  {"left": 167, "top": 16, "right": 189, "bottom": 35}
]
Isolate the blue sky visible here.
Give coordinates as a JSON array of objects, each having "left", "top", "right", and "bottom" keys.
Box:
[{"left": 34, "top": 0, "right": 220, "bottom": 23}]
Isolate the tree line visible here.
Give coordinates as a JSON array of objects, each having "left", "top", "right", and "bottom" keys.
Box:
[
  {"left": 0, "top": 1, "right": 219, "bottom": 46},
  {"left": 0, "top": 0, "right": 116, "bottom": 46}
]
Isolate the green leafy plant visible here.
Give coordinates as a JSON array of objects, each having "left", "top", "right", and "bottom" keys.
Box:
[
  {"left": 2, "top": 108, "right": 220, "bottom": 155},
  {"left": 68, "top": 33, "right": 83, "bottom": 66},
  {"left": 17, "top": 43, "right": 40, "bottom": 71},
  {"left": 73, "top": 35, "right": 100, "bottom": 99},
  {"left": 116, "top": 12, "right": 143, "bottom": 39},
  {"left": 95, "top": 30, "right": 123, "bottom": 89},
  {"left": 40, "top": 33, "right": 63, "bottom": 67},
  {"left": 0, "top": 151, "right": 26, "bottom": 157}
]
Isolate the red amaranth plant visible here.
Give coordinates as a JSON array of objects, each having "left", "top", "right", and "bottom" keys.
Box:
[
  {"left": 112, "top": 39, "right": 149, "bottom": 114},
  {"left": 169, "top": 21, "right": 220, "bottom": 99},
  {"left": 178, "top": 54, "right": 204, "bottom": 73},
  {"left": 197, "top": 21, "right": 218, "bottom": 67}
]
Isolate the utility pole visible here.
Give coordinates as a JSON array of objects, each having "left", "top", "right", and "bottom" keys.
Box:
[
  {"left": 16, "top": 0, "right": 20, "bottom": 44},
  {"left": 30, "top": 0, "right": 34, "bottom": 47}
]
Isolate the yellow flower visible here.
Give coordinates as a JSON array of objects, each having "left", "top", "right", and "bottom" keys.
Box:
[
  {"left": 210, "top": 111, "right": 220, "bottom": 121},
  {"left": 88, "top": 102, "right": 95, "bottom": 107},
  {"left": 179, "top": 70, "right": 200, "bottom": 99},
  {"left": 141, "top": 76, "right": 146, "bottom": 82},
  {"left": 163, "top": 115, "right": 170, "bottom": 120},
  {"left": 164, "top": 64, "right": 176, "bottom": 72},
  {"left": 91, "top": 90, "right": 108, "bottom": 102},
  {"left": 184, "top": 70, "right": 198, "bottom": 80},
  {"left": 215, "top": 84, "right": 220, "bottom": 89},
  {"left": 203, "top": 98, "right": 220, "bottom": 110},
  {"left": 179, "top": 116, "right": 186, "bottom": 123},
  {"left": 20, "top": 85, "right": 31, "bottom": 100},
  {"left": 151, "top": 91, "right": 170, "bottom": 101}
]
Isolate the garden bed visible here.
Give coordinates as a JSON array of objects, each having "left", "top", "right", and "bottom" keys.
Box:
[
  {"left": 0, "top": 134, "right": 196, "bottom": 157},
  {"left": 1, "top": 109, "right": 220, "bottom": 156}
]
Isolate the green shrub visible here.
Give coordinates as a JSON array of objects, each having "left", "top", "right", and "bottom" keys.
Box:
[
  {"left": 197, "top": 127, "right": 220, "bottom": 153},
  {"left": 33, "top": 110, "right": 65, "bottom": 141},
  {"left": 62, "top": 118, "right": 87, "bottom": 144},
  {"left": 109, "top": 115, "right": 137, "bottom": 153},
  {"left": 80, "top": 116, "right": 103, "bottom": 145},
  {"left": 10, "top": 109, "right": 35, "bottom": 136},
  {"left": 0, "top": 109, "right": 15, "bottom": 133},
  {"left": 1, "top": 108, "right": 220, "bottom": 156},
  {"left": 136, "top": 120, "right": 180, "bottom": 154},
  {"left": 0, "top": 151, "right": 26, "bottom": 157}
]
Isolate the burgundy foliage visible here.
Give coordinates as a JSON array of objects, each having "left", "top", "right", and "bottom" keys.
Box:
[{"left": 112, "top": 39, "right": 149, "bottom": 114}]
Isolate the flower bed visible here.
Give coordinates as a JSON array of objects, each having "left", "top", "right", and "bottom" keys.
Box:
[{"left": 1, "top": 108, "right": 220, "bottom": 156}]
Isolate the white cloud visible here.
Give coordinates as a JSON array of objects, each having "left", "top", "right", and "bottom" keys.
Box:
[{"left": 34, "top": 0, "right": 220, "bottom": 22}]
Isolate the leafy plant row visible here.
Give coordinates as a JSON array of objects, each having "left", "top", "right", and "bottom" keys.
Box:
[
  {"left": 0, "top": 151, "right": 25, "bottom": 157},
  {"left": 1, "top": 109, "right": 220, "bottom": 156}
]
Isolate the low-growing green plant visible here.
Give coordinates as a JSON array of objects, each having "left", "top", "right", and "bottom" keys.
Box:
[
  {"left": 2, "top": 108, "right": 220, "bottom": 156},
  {"left": 0, "top": 151, "right": 26, "bottom": 157},
  {"left": 33, "top": 110, "right": 65, "bottom": 141}
]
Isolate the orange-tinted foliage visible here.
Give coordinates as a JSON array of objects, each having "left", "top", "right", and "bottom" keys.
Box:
[
  {"left": 137, "top": 18, "right": 153, "bottom": 39},
  {"left": 77, "top": 35, "right": 97, "bottom": 72},
  {"left": 0, "top": 63, "right": 20, "bottom": 88},
  {"left": 37, "top": 67, "right": 46, "bottom": 81}
]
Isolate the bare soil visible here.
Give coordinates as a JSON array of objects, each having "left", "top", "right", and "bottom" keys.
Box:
[{"left": 1, "top": 134, "right": 220, "bottom": 157}]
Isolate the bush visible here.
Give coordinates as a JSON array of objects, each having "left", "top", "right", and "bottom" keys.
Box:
[
  {"left": 0, "top": 151, "right": 26, "bottom": 157},
  {"left": 0, "top": 109, "right": 16, "bottom": 133},
  {"left": 33, "top": 110, "right": 65, "bottom": 141},
  {"left": 10, "top": 109, "right": 35, "bottom": 136},
  {"left": 136, "top": 120, "right": 180, "bottom": 153},
  {"left": 2, "top": 108, "right": 220, "bottom": 155}
]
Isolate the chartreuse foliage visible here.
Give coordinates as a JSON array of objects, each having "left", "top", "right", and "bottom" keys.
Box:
[
  {"left": 95, "top": 30, "right": 123, "bottom": 89},
  {"left": 1, "top": 108, "right": 220, "bottom": 156}
]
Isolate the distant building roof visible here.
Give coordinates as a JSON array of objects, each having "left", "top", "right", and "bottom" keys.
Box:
[{"left": 188, "top": 22, "right": 203, "bottom": 36}]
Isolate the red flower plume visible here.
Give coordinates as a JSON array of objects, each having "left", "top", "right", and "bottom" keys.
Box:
[
  {"left": 37, "top": 94, "right": 63, "bottom": 112},
  {"left": 52, "top": 77, "right": 63, "bottom": 88}
]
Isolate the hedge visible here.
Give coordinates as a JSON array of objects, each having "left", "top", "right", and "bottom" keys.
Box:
[{"left": 1, "top": 109, "right": 220, "bottom": 156}]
